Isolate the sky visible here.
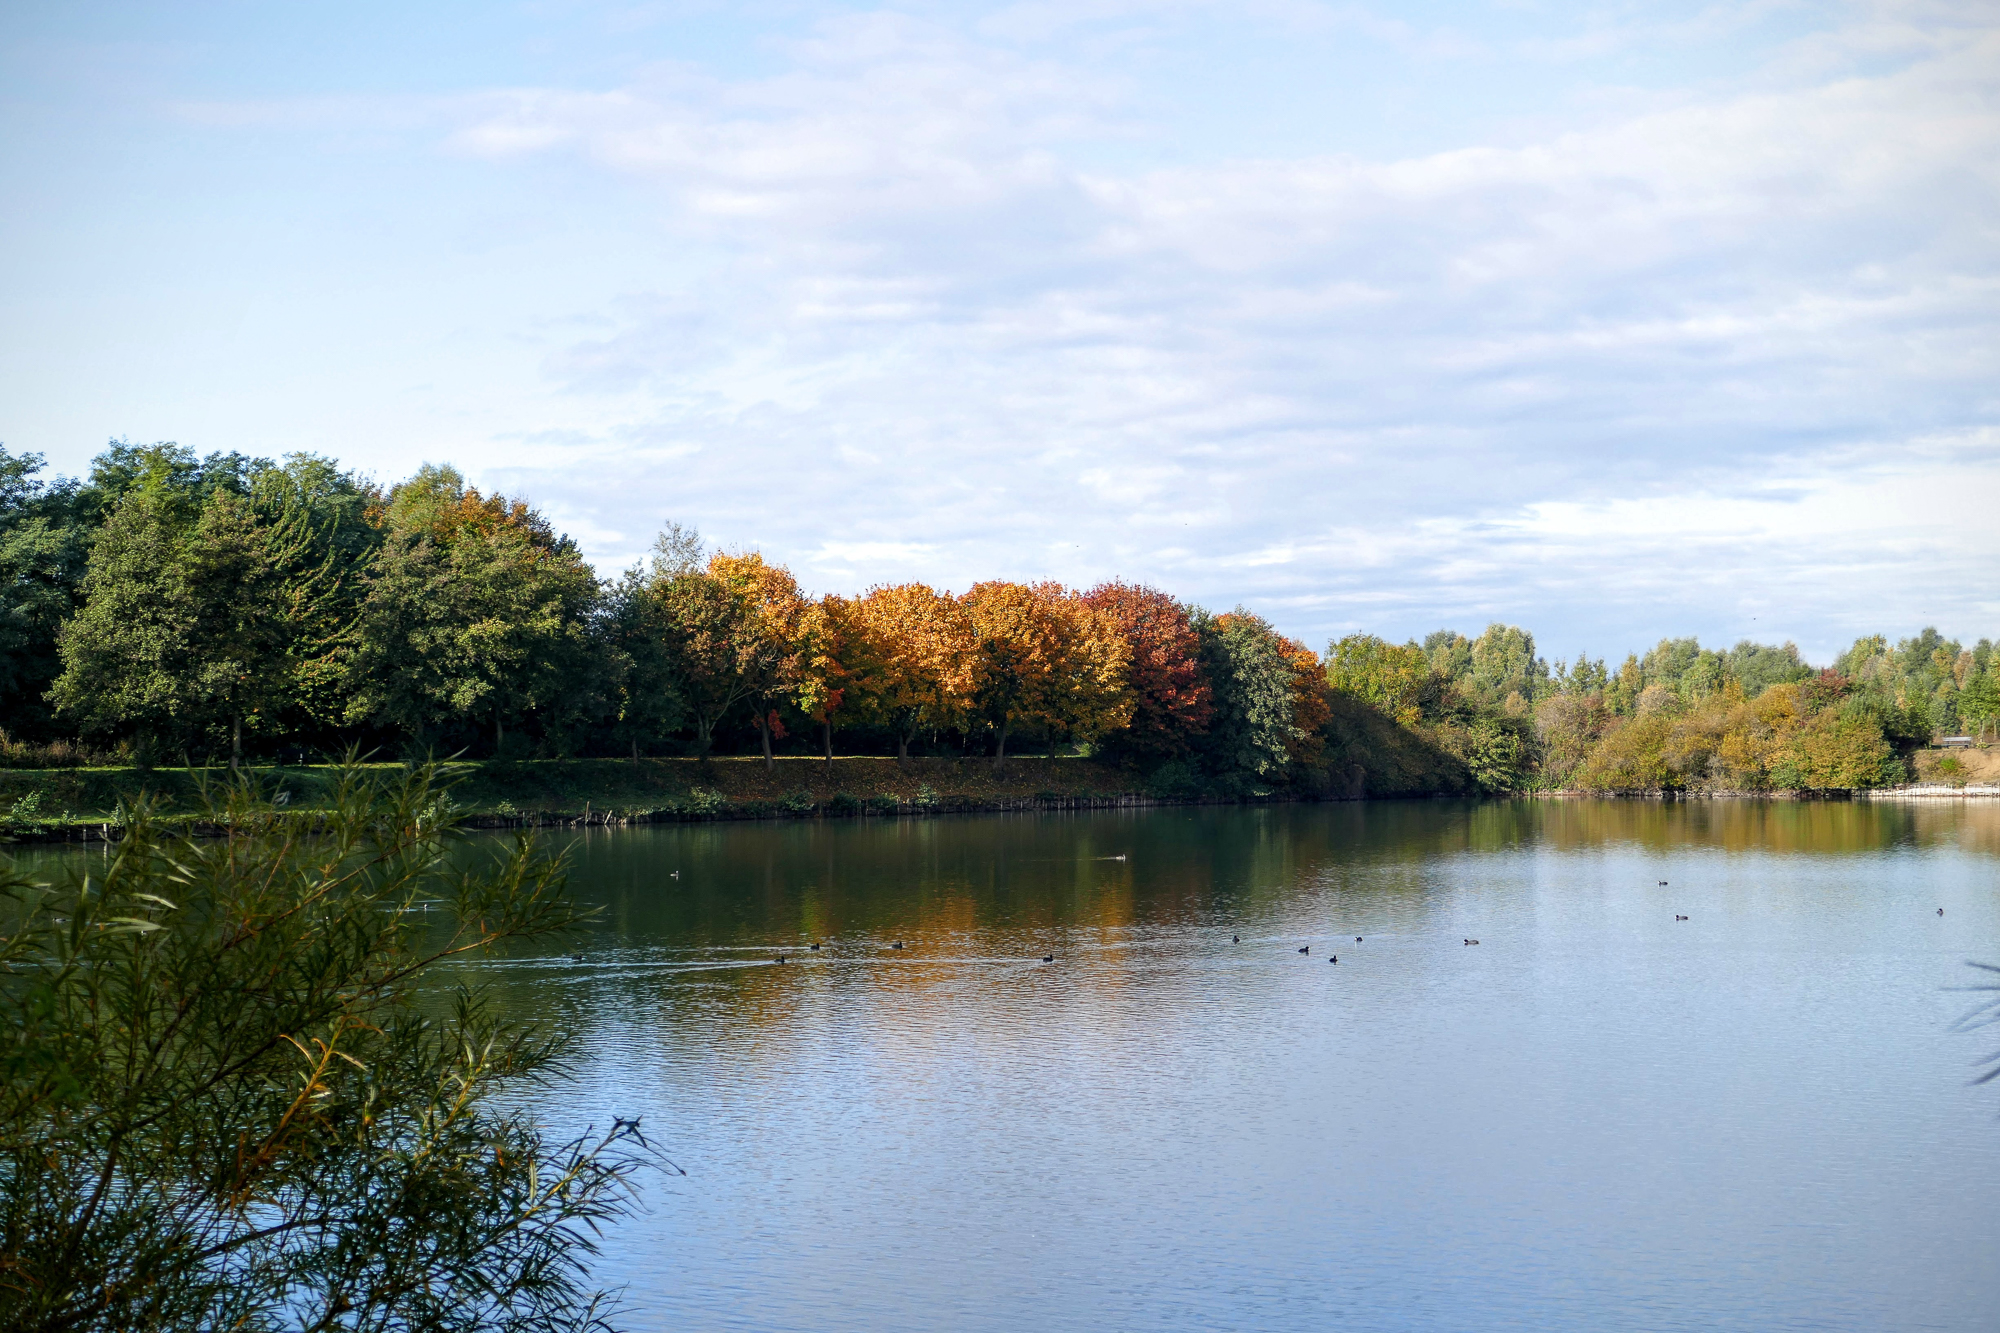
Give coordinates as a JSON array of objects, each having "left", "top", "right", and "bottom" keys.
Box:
[{"left": 1, "top": 0, "right": 1995, "bottom": 667}]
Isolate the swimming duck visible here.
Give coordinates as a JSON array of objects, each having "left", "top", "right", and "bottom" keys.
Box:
[
  {"left": 1042, "top": 955, "right": 1054, "bottom": 963},
  {"left": 1298, "top": 945, "right": 1309, "bottom": 954},
  {"left": 891, "top": 941, "right": 904, "bottom": 949},
  {"left": 1329, "top": 955, "right": 1337, "bottom": 964},
  {"left": 1232, "top": 934, "right": 1240, "bottom": 943},
  {"left": 810, "top": 942, "right": 821, "bottom": 950},
  {"left": 775, "top": 955, "right": 786, "bottom": 964}
]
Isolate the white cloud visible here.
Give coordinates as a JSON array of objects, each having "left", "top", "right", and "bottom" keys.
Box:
[{"left": 74, "top": 3, "right": 2000, "bottom": 659}]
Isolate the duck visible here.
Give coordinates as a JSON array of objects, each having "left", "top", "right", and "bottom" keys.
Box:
[
  {"left": 669, "top": 870, "right": 681, "bottom": 879},
  {"left": 1658, "top": 880, "right": 1668, "bottom": 886},
  {"left": 1355, "top": 936, "right": 1362, "bottom": 943},
  {"left": 891, "top": 941, "right": 904, "bottom": 949},
  {"left": 1232, "top": 934, "right": 1240, "bottom": 943},
  {"left": 775, "top": 955, "right": 786, "bottom": 964},
  {"left": 1676, "top": 914, "right": 1688, "bottom": 921},
  {"left": 571, "top": 952, "right": 585, "bottom": 963},
  {"left": 1298, "top": 945, "right": 1309, "bottom": 954},
  {"left": 810, "top": 942, "right": 821, "bottom": 950},
  {"left": 1329, "top": 955, "right": 1337, "bottom": 964},
  {"left": 1042, "top": 954, "right": 1055, "bottom": 963},
  {"left": 1938, "top": 907, "right": 1945, "bottom": 916}
]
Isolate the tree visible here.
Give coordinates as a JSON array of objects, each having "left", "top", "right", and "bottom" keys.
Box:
[
  {"left": 348, "top": 467, "right": 600, "bottom": 756},
  {"left": 707, "top": 552, "right": 811, "bottom": 770},
  {"left": 601, "top": 567, "right": 690, "bottom": 763},
  {"left": 840, "top": 583, "right": 977, "bottom": 762},
  {"left": 1325, "top": 635, "right": 1434, "bottom": 727},
  {"left": 1083, "top": 582, "right": 1211, "bottom": 761},
  {"left": 960, "top": 582, "right": 1130, "bottom": 771},
  {"left": 795, "top": 595, "right": 851, "bottom": 773},
  {"left": 51, "top": 488, "right": 296, "bottom": 768},
  {"left": 0, "top": 764, "right": 643, "bottom": 1329},
  {"left": 651, "top": 569, "right": 755, "bottom": 760},
  {"left": 1194, "top": 610, "right": 1309, "bottom": 784},
  {"left": 0, "top": 447, "right": 91, "bottom": 739}
]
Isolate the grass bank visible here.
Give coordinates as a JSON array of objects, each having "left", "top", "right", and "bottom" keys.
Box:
[{"left": 0, "top": 755, "right": 1331, "bottom": 843}]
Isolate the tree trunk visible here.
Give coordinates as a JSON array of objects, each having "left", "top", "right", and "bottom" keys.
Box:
[
  {"left": 897, "top": 731, "right": 911, "bottom": 765},
  {"left": 631, "top": 736, "right": 640, "bottom": 766},
  {"left": 231, "top": 715, "right": 242, "bottom": 774},
  {"left": 494, "top": 707, "right": 504, "bottom": 758},
  {"left": 823, "top": 720, "right": 833, "bottom": 777},
  {"left": 992, "top": 718, "right": 1010, "bottom": 774},
  {"left": 757, "top": 712, "right": 774, "bottom": 770},
  {"left": 694, "top": 715, "right": 713, "bottom": 758}
]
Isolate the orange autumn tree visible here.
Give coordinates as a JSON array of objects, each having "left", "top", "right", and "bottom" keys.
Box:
[
  {"left": 706, "top": 550, "right": 810, "bottom": 770},
  {"left": 1083, "top": 581, "right": 1212, "bottom": 761},
  {"left": 1280, "top": 635, "right": 1330, "bottom": 769},
  {"left": 842, "top": 583, "right": 977, "bottom": 762},
  {"left": 960, "top": 581, "right": 1132, "bottom": 771}
]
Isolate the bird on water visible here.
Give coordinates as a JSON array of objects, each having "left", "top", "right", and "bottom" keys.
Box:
[
  {"left": 1042, "top": 955, "right": 1054, "bottom": 963},
  {"left": 892, "top": 941, "right": 904, "bottom": 949},
  {"left": 1232, "top": 934, "right": 1240, "bottom": 943},
  {"left": 1298, "top": 945, "right": 1309, "bottom": 954},
  {"left": 1329, "top": 955, "right": 1337, "bottom": 964},
  {"left": 810, "top": 942, "right": 821, "bottom": 950},
  {"left": 1938, "top": 907, "right": 1945, "bottom": 916},
  {"left": 1355, "top": 936, "right": 1362, "bottom": 943}
]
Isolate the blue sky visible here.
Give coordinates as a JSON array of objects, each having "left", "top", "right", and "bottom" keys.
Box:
[{"left": 2, "top": 1, "right": 1995, "bottom": 666}]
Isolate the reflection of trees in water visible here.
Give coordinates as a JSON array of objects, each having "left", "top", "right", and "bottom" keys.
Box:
[{"left": 340, "top": 800, "right": 2000, "bottom": 1052}]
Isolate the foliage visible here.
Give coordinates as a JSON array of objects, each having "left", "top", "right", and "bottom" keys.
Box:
[
  {"left": 0, "top": 442, "right": 1982, "bottom": 793},
  {"left": 1082, "top": 583, "right": 1212, "bottom": 761},
  {"left": 1193, "top": 611, "right": 1310, "bottom": 784},
  {"left": 839, "top": 584, "right": 976, "bottom": 760},
  {"left": 960, "top": 582, "right": 1131, "bottom": 769},
  {"left": 0, "top": 763, "right": 642, "bottom": 1330},
  {"left": 347, "top": 467, "right": 599, "bottom": 755}
]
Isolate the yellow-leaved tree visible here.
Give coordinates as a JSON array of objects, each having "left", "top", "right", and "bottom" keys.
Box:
[
  {"left": 841, "top": 583, "right": 977, "bottom": 763},
  {"left": 706, "top": 551, "right": 810, "bottom": 770},
  {"left": 960, "top": 581, "right": 1132, "bottom": 770}
]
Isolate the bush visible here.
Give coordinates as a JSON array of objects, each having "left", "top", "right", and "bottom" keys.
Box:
[
  {"left": 828, "top": 791, "right": 861, "bottom": 816},
  {"left": 1145, "top": 760, "right": 1203, "bottom": 799},
  {"left": 0, "top": 763, "right": 644, "bottom": 1330},
  {"left": 865, "top": 793, "right": 900, "bottom": 815}
]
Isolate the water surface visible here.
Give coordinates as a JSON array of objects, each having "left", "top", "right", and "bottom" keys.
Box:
[
  {"left": 499, "top": 800, "right": 2000, "bottom": 1331},
  {"left": 85, "top": 800, "right": 2000, "bottom": 1329}
]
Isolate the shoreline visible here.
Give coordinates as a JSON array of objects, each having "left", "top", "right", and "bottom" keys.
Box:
[{"left": 1, "top": 757, "right": 1993, "bottom": 847}]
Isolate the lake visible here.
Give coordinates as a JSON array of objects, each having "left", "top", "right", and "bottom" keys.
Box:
[
  {"left": 141, "top": 799, "right": 2000, "bottom": 1329},
  {"left": 469, "top": 798, "right": 2000, "bottom": 1331}
]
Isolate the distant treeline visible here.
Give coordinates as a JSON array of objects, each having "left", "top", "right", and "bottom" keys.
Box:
[{"left": 0, "top": 442, "right": 1992, "bottom": 794}]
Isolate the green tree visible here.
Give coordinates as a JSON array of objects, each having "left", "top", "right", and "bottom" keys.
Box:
[
  {"left": 0, "top": 764, "right": 642, "bottom": 1330},
  {"left": 1194, "top": 609, "right": 1307, "bottom": 784},
  {"left": 50, "top": 489, "right": 297, "bottom": 768},
  {"left": 1325, "top": 634, "right": 1435, "bottom": 726},
  {"left": 348, "top": 467, "right": 600, "bottom": 756},
  {"left": 0, "top": 448, "right": 91, "bottom": 739}
]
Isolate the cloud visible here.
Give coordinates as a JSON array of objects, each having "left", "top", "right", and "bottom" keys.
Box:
[{"left": 414, "top": 5, "right": 2000, "bottom": 657}]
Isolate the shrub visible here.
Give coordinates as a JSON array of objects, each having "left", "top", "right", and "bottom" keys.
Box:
[
  {"left": 0, "top": 764, "right": 644, "bottom": 1330},
  {"left": 828, "top": 791, "right": 861, "bottom": 816}
]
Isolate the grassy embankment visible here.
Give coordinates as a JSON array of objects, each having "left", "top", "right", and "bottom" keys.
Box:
[{"left": 0, "top": 755, "right": 1262, "bottom": 842}]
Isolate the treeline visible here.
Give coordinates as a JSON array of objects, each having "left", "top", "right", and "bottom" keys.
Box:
[{"left": 0, "top": 442, "right": 1990, "bottom": 794}]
